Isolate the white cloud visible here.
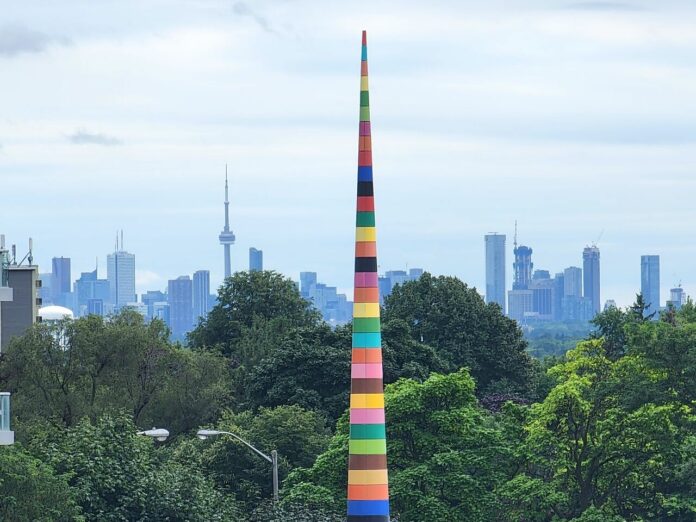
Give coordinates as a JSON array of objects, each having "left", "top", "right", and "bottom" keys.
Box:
[
  {"left": 0, "top": 23, "right": 70, "bottom": 57},
  {"left": 135, "top": 270, "right": 165, "bottom": 294}
]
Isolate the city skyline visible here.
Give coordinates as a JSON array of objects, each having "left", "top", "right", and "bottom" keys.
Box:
[
  {"left": 3, "top": 1, "right": 696, "bottom": 307},
  {"left": 12, "top": 226, "right": 692, "bottom": 311}
]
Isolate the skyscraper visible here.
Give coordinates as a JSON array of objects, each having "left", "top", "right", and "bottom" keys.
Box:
[
  {"left": 485, "top": 233, "right": 506, "bottom": 313},
  {"left": 193, "top": 270, "right": 211, "bottom": 321},
  {"left": 512, "top": 245, "right": 533, "bottom": 290},
  {"left": 299, "top": 271, "right": 317, "bottom": 299},
  {"left": 408, "top": 268, "right": 423, "bottom": 280},
  {"left": 553, "top": 272, "right": 565, "bottom": 321},
  {"left": 74, "top": 268, "right": 110, "bottom": 317},
  {"left": 508, "top": 235, "right": 534, "bottom": 321},
  {"left": 249, "top": 248, "right": 263, "bottom": 272},
  {"left": 218, "top": 170, "right": 236, "bottom": 280},
  {"left": 107, "top": 233, "right": 135, "bottom": 311},
  {"left": 564, "top": 267, "right": 583, "bottom": 297},
  {"left": 641, "top": 255, "right": 660, "bottom": 319},
  {"left": 583, "top": 246, "right": 600, "bottom": 316},
  {"left": 141, "top": 290, "right": 166, "bottom": 320},
  {"left": 668, "top": 286, "right": 685, "bottom": 310},
  {"left": 51, "top": 257, "right": 71, "bottom": 307},
  {"left": 561, "top": 265, "right": 593, "bottom": 322},
  {"left": 168, "top": 276, "right": 193, "bottom": 341},
  {"left": 347, "top": 31, "right": 389, "bottom": 522}
]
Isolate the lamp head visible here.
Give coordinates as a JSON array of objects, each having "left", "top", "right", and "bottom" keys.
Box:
[
  {"left": 137, "top": 428, "right": 170, "bottom": 442},
  {"left": 196, "top": 429, "right": 221, "bottom": 440}
]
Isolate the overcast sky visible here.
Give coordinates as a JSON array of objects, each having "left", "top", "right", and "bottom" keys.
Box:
[{"left": 2, "top": 0, "right": 696, "bottom": 307}]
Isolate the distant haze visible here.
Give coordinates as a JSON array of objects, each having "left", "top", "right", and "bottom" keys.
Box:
[{"left": 2, "top": 1, "right": 696, "bottom": 306}]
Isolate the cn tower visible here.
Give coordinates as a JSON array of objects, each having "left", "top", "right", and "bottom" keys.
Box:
[{"left": 218, "top": 167, "right": 235, "bottom": 279}]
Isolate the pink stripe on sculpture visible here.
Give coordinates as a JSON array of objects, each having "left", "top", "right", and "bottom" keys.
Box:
[
  {"left": 351, "top": 363, "right": 383, "bottom": 379},
  {"left": 354, "top": 272, "right": 379, "bottom": 288},
  {"left": 350, "top": 408, "right": 386, "bottom": 424}
]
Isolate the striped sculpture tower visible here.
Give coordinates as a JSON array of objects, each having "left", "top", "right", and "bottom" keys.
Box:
[{"left": 347, "top": 30, "right": 390, "bottom": 522}]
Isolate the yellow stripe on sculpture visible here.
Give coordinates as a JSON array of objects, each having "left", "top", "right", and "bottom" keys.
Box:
[
  {"left": 356, "top": 227, "right": 376, "bottom": 242},
  {"left": 348, "top": 469, "right": 389, "bottom": 485},
  {"left": 353, "top": 303, "right": 380, "bottom": 318},
  {"left": 350, "top": 393, "right": 385, "bottom": 409}
]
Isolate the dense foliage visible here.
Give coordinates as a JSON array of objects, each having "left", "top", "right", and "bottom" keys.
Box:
[
  {"left": 383, "top": 273, "right": 535, "bottom": 396},
  {"left": 0, "top": 271, "right": 694, "bottom": 520}
]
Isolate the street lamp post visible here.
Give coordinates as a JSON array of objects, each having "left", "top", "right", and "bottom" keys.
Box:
[{"left": 197, "top": 429, "right": 279, "bottom": 502}]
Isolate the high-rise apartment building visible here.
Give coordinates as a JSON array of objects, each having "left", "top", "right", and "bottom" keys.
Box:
[
  {"left": 583, "top": 246, "right": 600, "bottom": 316},
  {"left": 530, "top": 277, "right": 554, "bottom": 319},
  {"left": 485, "top": 233, "right": 506, "bottom": 313},
  {"left": 508, "top": 289, "right": 533, "bottom": 322},
  {"left": 564, "top": 267, "right": 583, "bottom": 297},
  {"left": 249, "top": 248, "right": 263, "bottom": 272},
  {"left": 193, "top": 270, "right": 211, "bottom": 321},
  {"left": 641, "top": 255, "right": 660, "bottom": 319},
  {"left": 168, "top": 276, "right": 193, "bottom": 341}
]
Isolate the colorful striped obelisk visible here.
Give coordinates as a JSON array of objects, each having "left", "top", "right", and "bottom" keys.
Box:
[{"left": 347, "top": 30, "right": 390, "bottom": 522}]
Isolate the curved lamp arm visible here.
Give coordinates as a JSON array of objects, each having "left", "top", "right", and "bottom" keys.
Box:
[{"left": 196, "top": 429, "right": 271, "bottom": 463}]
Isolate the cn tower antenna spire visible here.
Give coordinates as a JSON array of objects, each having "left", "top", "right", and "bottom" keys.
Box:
[{"left": 219, "top": 165, "right": 235, "bottom": 280}]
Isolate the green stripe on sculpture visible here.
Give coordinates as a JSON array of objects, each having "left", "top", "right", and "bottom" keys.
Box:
[
  {"left": 353, "top": 317, "right": 381, "bottom": 332},
  {"left": 350, "top": 424, "right": 386, "bottom": 439},
  {"left": 356, "top": 212, "right": 376, "bottom": 226},
  {"left": 349, "top": 439, "right": 388, "bottom": 455}
]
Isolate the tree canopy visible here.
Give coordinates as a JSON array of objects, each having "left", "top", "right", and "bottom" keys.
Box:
[
  {"left": 383, "top": 273, "right": 535, "bottom": 396},
  {"left": 1, "top": 273, "right": 694, "bottom": 520}
]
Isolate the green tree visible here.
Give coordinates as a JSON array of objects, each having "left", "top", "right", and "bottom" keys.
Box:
[
  {"left": 286, "top": 369, "right": 517, "bottom": 521},
  {"left": 238, "top": 324, "right": 350, "bottom": 421},
  {"left": 383, "top": 273, "right": 535, "bottom": 396},
  {"left": 589, "top": 295, "right": 653, "bottom": 360},
  {"left": 188, "top": 270, "right": 321, "bottom": 358},
  {"left": 501, "top": 341, "right": 693, "bottom": 520},
  {"left": 0, "top": 445, "right": 81, "bottom": 521},
  {"left": 0, "top": 310, "right": 230, "bottom": 435},
  {"left": 627, "top": 320, "right": 696, "bottom": 405},
  {"left": 238, "top": 319, "right": 447, "bottom": 423},
  {"left": 30, "top": 414, "right": 240, "bottom": 521},
  {"left": 193, "top": 405, "right": 331, "bottom": 506}
]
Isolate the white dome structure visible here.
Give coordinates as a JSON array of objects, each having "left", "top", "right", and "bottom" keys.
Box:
[{"left": 38, "top": 305, "right": 74, "bottom": 322}]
